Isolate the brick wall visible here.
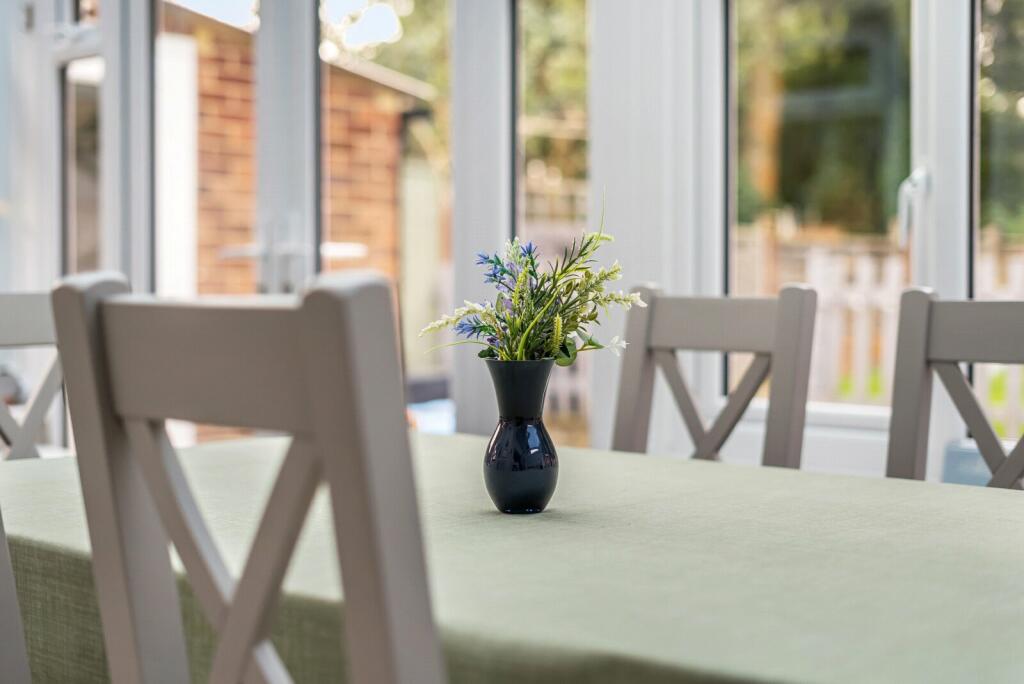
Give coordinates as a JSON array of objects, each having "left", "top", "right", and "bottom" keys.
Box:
[
  {"left": 322, "top": 68, "right": 409, "bottom": 279},
  {"left": 195, "top": 21, "right": 257, "bottom": 294}
]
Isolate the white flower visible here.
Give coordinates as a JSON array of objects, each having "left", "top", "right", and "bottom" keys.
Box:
[
  {"left": 419, "top": 300, "right": 491, "bottom": 336},
  {"left": 607, "top": 336, "right": 628, "bottom": 356},
  {"left": 459, "top": 300, "right": 490, "bottom": 316}
]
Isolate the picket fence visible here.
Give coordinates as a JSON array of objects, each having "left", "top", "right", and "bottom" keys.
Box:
[{"left": 538, "top": 236, "right": 1024, "bottom": 440}]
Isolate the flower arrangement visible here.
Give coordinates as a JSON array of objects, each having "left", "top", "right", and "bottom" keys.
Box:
[{"left": 421, "top": 230, "right": 645, "bottom": 366}]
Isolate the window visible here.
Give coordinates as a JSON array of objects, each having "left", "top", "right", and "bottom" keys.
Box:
[
  {"left": 319, "top": 0, "right": 453, "bottom": 432},
  {"left": 975, "top": 0, "right": 1024, "bottom": 438},
  {"left": 730, "top": 0, "right": 911, "bottom": 407},
  {"left": 155, "top": 1, "right": 260, "bottom": 298},
  {"left": 588, "top": 2, "right": 970, "bottom": 467},
  {"left": 518, "top": 0, "right": 590, "bottom": 445},
  {"left": 63, "top": 57, "right": 103, "bottom": 274}
]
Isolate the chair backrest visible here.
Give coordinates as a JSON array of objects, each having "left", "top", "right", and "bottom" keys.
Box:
[
  {"left": 888, "top": 287, "right": 1024, "bottom": 489},
  {"left": 52, "top": 271, "right": 445, "bottom": 684},
  {"left": 612, "top": 284, "right": 817, "bottom": 468},
  {"left": 0, "top": 293, "right": 64, "bottom": 460}
]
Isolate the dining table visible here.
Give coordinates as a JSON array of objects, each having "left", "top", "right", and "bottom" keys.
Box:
[{"left": 2, "top": 431, "right": 1023, "bottom": 683}]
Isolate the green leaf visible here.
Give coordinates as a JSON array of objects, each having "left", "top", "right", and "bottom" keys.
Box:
[
  {"left": 555, "top": 338, "right": 578, "bottom": 366},
  {"left": 478, "top": 348, "right": 497, "bottom": 359}
]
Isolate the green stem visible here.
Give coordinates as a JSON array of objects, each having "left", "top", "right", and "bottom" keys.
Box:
[
  {"left": 423, "top": 339, "right": 490, "bottom": 354},
  {"left": 516, "top": 293, "right": 560, "bottom": 360}
]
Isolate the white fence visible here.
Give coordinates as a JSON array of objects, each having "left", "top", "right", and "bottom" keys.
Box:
[
  {"left": 733, "top": 225, "right": 907, "bottom": 405},
  {"left": 972, "top": 250, "right": 1024, "bottom": 438},
  {"left": 737, "top": 224, "right": 1024, "bottom": 438},
  {"left": 804, "top": 248, "right": 905, "bottom": 404}
]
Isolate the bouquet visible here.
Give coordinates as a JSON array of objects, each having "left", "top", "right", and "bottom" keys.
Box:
[{"left": 421, "top": 230, "right": 645, "bottom": 365}]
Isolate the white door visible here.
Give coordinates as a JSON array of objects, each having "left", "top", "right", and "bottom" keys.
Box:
[
  {"left": 720, "top": 0, "right": 971, "bottom": 478},
  {"left": 589, "top": 1, "right": 975, "bottom": 477}
]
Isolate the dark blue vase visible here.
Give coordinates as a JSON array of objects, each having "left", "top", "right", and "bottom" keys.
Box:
[{"left": 484, "top": 359, "right": 558, "bottom": 514}]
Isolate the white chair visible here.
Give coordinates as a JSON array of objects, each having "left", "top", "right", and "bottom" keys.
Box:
[
  {"left": 0, "top": 293, "right": 64, "bottom": 460},
  {"left": 888, "top": 287, "right": 1024, "bottom": 488},
  {"left": 0, "top": 293, "right": 63, "bottom": 682},
  {"left": 612, "top": 284, "right": 817, "bottom": 468},
  {"left": 53, "top": 272, "right": 446, "bottom": 684}
]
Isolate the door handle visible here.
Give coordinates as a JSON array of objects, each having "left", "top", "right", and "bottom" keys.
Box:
[{"left": 897, "top": 167, "right": 929, "bottom": 248}]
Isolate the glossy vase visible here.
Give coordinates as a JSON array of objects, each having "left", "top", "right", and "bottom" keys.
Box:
[{"left": 484, "top": 359, "right": 558, "bottom": 514}]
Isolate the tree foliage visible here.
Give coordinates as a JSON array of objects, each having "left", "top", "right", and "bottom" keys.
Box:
[{"left": 366, "top": 0, "right": 1024, "bottom": 239}]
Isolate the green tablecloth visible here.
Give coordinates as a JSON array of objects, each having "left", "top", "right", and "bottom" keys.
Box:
[{"left": 2, "top": 432, "right": 1024, "bottom": 683}]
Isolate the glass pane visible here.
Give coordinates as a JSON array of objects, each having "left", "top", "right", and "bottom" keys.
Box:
[
  {"left": 320, "top": 0, "right": 453, "bottom": 432},
  {"left": 517, "top": 0, "right": 590, "bottom": 446},
  {"left": 64, "top": 57, "right": 103, "bottom": 274},
  {"left": 975, "top": 1, "right": 1024, "bottom": 441},
  {"left": 154, "top": 1, "right": 261, "bottom": 444},
  {"left": 731, "top": 0, "right": 910, "bottom": 406},
  {"left": 155, "top": 0, "right": 259, "bottom": 299}
]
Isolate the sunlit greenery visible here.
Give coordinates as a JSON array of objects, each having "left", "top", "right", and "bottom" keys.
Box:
[
  {"left": 360, "top": 0, "right": 1024, "bottom": 242},
  {"left": 736, "top": 0, "right": 910, "bottom": 233},
  {"left": 980, "top": 0, "right": 1024, "bottom": 238},
  {"left": 519, "top": 0, "right": 587, "bottom": 181},
  {"left": 366, "top": 0, "right": 590, "bottom": 180}
]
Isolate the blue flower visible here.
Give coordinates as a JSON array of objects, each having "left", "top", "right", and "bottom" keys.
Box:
[
  {"left": 475, "top": 252, "right": 492, "bottom": 265},
  {"left": 483, "top": 265, "right": 502, "bottom": 284},
  {"left": 455, "top": 316, "right": 484, "bottom": 338},
  {"left": 520, "top": 241, "right": 537, "bottom": 258}
]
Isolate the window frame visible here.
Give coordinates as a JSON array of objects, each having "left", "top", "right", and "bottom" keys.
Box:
[{"left": 451, "top": 0, "right": 517, "bottom": 435}]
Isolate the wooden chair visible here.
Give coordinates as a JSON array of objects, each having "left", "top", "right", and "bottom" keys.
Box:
[
  {"left": 888, "top": 287, "right": 1024, "bottom": 488},
  {"left": 0, "top": 293, "right": 64, "bottom": 460},
  {"left": 612, "top": 284, "right": 817, "bottom": 468},
  {"left": 52, "top": 272, "right": 445, "bottom": 684}
]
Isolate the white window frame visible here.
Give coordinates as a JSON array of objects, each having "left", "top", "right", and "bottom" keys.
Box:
[
  {"left": 102, "top": 0, "right": 154, "bottom": 289},
  {"left": 256, "top": 0, "right": 319, "bottom": 294},
  {"left": 0, "top": 1, "right": 13, "bottom": 290},
  {"left": 451, "top": 0, "right": 516, "bottom": 435},
  {"left": 10, "top": 0, "right": 75, "bottom": 290},
  {"left": 8, "top": 0, "right": 152, "bottom": 289},
  {"left": 588, "top": 1, "right": 727, "bottom": 454}
]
